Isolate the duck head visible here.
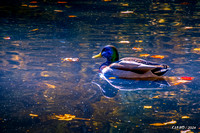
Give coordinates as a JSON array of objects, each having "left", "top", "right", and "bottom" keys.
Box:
[{"left": 92, "top": 45, "right": 119, "bottom": 63}]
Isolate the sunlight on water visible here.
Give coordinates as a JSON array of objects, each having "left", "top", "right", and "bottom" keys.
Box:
[{"left": 0, "top": 0, "right": 199, "bottom": 133}]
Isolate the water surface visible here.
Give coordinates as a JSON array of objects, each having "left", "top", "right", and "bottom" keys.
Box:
[{"left": 0, "top": 0, "right": 199, "bottom": 133}]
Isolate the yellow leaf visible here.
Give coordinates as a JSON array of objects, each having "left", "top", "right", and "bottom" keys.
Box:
[
  {"left": 151, "top": 55, "right": 165, "bottom": 59},
  {"left": 44, "top": 83, "right": 56, "bottom": 89},
  {"left": 150, "top": 123, "right": 166, "bottom": 126},
  {"left": 109, "top": 77, "right": 116, "bottom": 79},
  {"left": 158, "top": 19, "right": 165, "bottom": 23},
  {"left": 139, "top": 54, "right": 150, "bottom": 57},
  {"left": 182, "top": 116, "right": 190, "bottom": 119},
  {"left": 194, "top": 48, "right": 200, "bottom": 51},
  {"left": 29, "top": 114, "right": 38, "bottom": 117},
  {"left": 144, "top": 106, "right": 152, "bottom": 109}
]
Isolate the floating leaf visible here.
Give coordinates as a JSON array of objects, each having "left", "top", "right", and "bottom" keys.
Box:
[
  {"left": 3, "top": 36, "right": 10, "bottom": 40},
  {"left": 109, "top": 77, "right": 116, "bottom": 79},
  {"left": 29, "top": 114, "right": 38, "bottom": 117},
  {"left": 139, "top": 54, "right": 150, "bottom": 57},
  {"left": 21, "top": 4, "right": 28, "bottom": 7},
  {"left": 150, "top": 123, "right": 166, "bottom": 126},
  {"left": 181, "top": 116, "right": 190, "bottom": 119},
  {"left": 44, "top": 83, "right": 56, "bottom": 89},
  {"left": 163, "top": 120, "right": 177, "bottom": 125},
  {"left": 119, "top": 41, "right": 130, "bottom": 43},
  {"left": 30, "top": 1, "right": 37, "bottom": 3},
  {"left": 132, "top": 47, "right": 143, "bottom": 51},
  {"left": 158, "top": 19, "right": 165, "bottom": 23},
  {"left": 61, "top": 58, "right": 79, "bottom": 62},
  {"left": 54, "top": 114, "right": 90, "bottom": 121},
  {"left": 180, "top": 76, "right": 194, "bottom": 80},
  {"left": 30, "top": 28, "right": 39, "bottom": 31},
  {"left": 54, "top": 10, "right": 63, "bottom": 12},
  {"left": 144, "top": 106, "right": 152, "bottom": 109},
  {"left": 193, "top": 48, "right": 200, "bottom": 51},
  {"left": 120, "top": 11, "right": 134, "bottom": 14},
  {"left": 150, "top": 120, "right": 176, "bottom": 126},
  {"left": 103, "top": 0, "right": 112, "bottom": 1},
  {"left": 135, "top": 40, "right": 143, "bottom": 43},
  {"left": 68, "top": 15, "right": 77, "bottom": 18},
  {"left": 29, "top": 5, "right": 38, "bottom": 8},
  {"left": 57, "top": 1, "right": 67, "bottom": 4},
  {"left": 184, "top": 27, "right": 193, "bottom": 29},
  {"left": 151, "top": 55, "right": 165, "bottom": 59}
]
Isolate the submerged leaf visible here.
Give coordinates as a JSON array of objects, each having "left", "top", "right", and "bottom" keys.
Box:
[{"left": 151, "top": 55, "right": 165, "bottom": 59}]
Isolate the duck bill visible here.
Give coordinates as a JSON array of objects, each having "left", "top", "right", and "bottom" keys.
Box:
[{"left": 92, "top": 52, "right": 102, "bottom": 58}]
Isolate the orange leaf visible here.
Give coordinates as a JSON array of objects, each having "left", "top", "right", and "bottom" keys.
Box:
[
  {"left": 132, "top": 47, "right": 143, "bottom": 51},
  {"left": 29, "top": 114, "right": 38, "bottom": 117},
  {"left": 193, "top": 48, "right": 200, "bottom": 51},
  {"left": 30, "top": 1, "right": 37, "bottom": 3},
  {"left": 68, "top": 15, "right": 77, "bottom": 18},
  {"left": 54, "top": 10, "right": 63, "bottom": 12},
  {"left": 151, "top": 55, "right": 165, "bottom": 59},
  {"left": 57, "top": 1, "right": 67, "bottom": 3},
  {"left": 139, "top": 54, "right": 150, "bottom": 57},
  {"left": 3, "top": 36, "right": 10, "bottom": 40}
]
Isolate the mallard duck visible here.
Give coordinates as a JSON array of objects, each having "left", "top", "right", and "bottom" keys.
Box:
[{"left": 92, "top": 45, "right": 170, "bottom": 79}]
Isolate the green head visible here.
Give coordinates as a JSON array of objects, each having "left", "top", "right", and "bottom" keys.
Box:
[{"left": 92, "top": 45, "right": 119, "bottom": 63}]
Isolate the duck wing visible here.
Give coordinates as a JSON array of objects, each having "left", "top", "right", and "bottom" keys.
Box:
[{"left": 110, "top": 57, "right": 167, "bottom": 74}]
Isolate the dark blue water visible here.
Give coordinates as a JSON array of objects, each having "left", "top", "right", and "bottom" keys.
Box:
[{"left": 0, "top": 0, "right": 199, "bottom": 133}]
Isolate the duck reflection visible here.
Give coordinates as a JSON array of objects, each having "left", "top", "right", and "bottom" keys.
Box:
[{"left": 92, "top": 74, "right": 171, "bottom": 98}]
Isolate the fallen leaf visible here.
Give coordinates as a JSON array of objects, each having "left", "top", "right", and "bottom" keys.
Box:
[
  {"left": 54, "top": 10, "right": 63, "bottom": 12},
  {"left": 184, "top": 27, "right": 193, "bottom": 29},
  {"left": 3, "top": 36, "right": 10, "bottom": 40},
  {"left": 109, "top": 77, "right": 116, "bottom": 79},
  {"left": 151, "top": 55, "right": 165, "bottom": 59},
  {"left": 139, "top": 54, "right": 150, "bottom": 57},
  {"left": 68, "top": 15, "right": 77, "bottom": 18},
  {"left": 180, "top": 76, "right": 194, "bottom": 80},
  {"left": 120, "top": 11, "right": 134, "bottom": 14},
  {"left": 193, "top": 48, "right": 200, "bottom": 51},
  {"left": 29, "top": 114, "right": 38, "bottom": 117},
  {"left": 144, "top": 106, "right": 152, "bottom": 109},
  {"left": 29, "top": 5, "right": 38, "bottom": 8},
  {"left": 132, "top": 47, "right": 143, "bottom": 51},
  {"left": 149, "top": 123, "right": 167, "bottom": 126},
  {"left": 30, "top": 1, "right": 37, "bottom": 3},
  {"left": 61, "top": 58, "right": 79, "bottom": 62},
  {"left": 57, "top": 1, "right": 67, "bottom": 4},
  {"left": 44, "top": 83, "right": 56, "bottom": 89},
  {"left": 135, "top": 40, "right": 143, "bottom": 43},
  {"left": 119, "top": 41, "right": 130, "bottom": 43},
  {"left": 163, "top": 120, "right": 177, "bottom": 125},
  {"left": 158, "top": 19, "right": 165, "bottom": 23},
  {"left": 30, "top": 28, "right": 39, "bottom": 31},
  {"left": 181, "top": 116, "right": 190, "bottom": 119}
]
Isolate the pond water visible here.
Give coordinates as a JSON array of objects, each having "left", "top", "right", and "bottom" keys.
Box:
[{"left": 0, "top": 0, "right": 199, "bottom": 133}]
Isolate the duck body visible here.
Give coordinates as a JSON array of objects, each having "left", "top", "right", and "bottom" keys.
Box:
[{"left": 93, "top": 45, "right": 170, "bottom": 79}]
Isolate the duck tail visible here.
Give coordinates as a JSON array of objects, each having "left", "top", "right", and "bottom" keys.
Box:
[{"left": 151, "top": 65, "right": 170, "bottom": 76}]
